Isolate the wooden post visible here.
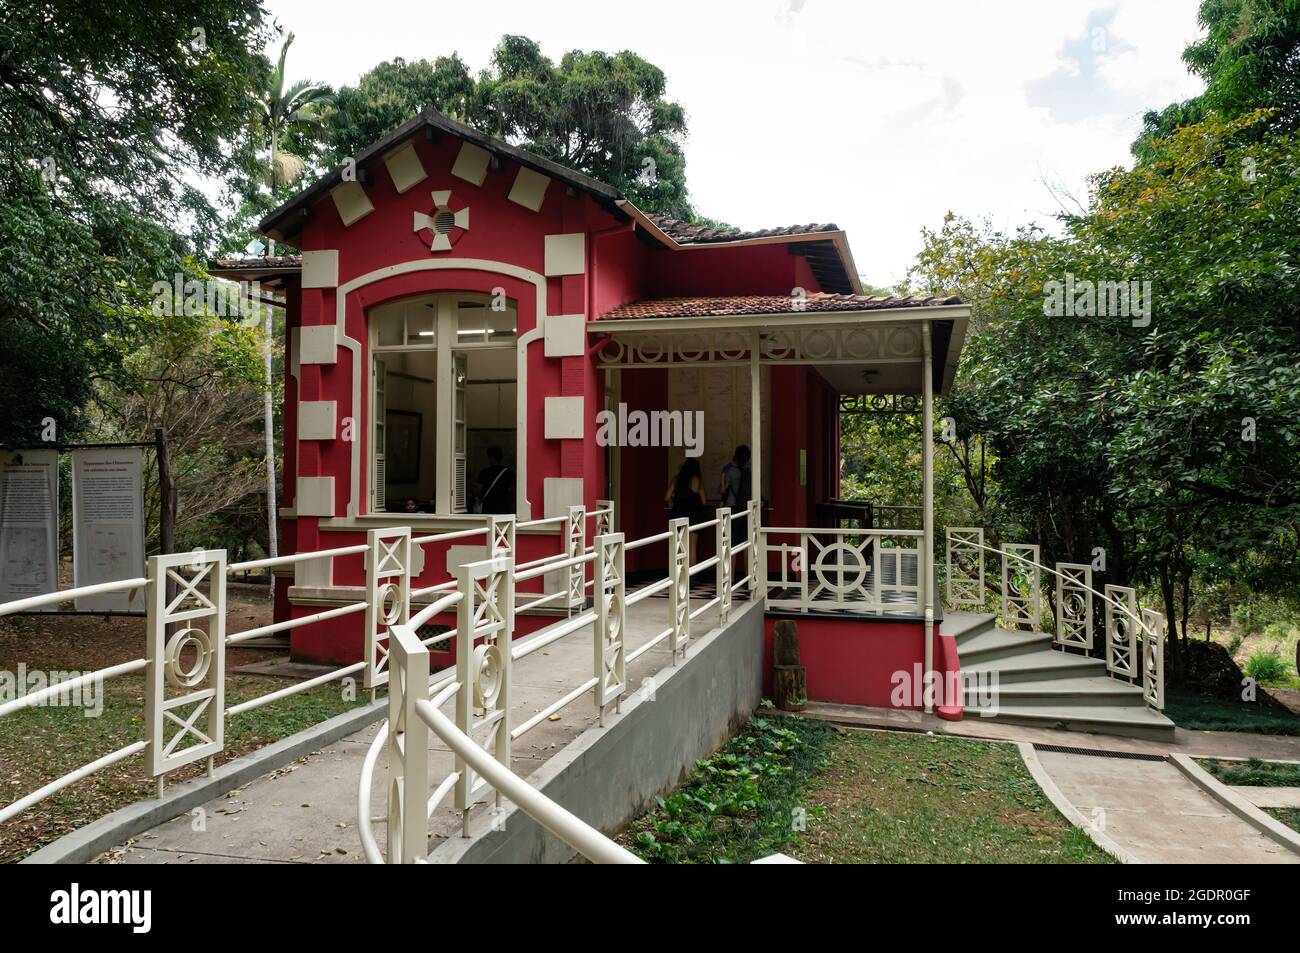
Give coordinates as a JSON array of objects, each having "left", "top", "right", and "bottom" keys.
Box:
[
  {"left": 154, "top": 428, "right": 178, "bottom": 632},
  {"left": 771, "top": 620, "right": 807, "bottom": 711}
]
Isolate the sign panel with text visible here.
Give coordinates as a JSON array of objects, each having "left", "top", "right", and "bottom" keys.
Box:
[
  {"left": 72, "top": 448, "right": 146, "bottom": 611},
  {"left": 0, "top": 450, "right": 60, "bottom": 604}
]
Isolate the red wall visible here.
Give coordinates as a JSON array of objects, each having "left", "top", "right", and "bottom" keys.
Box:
[{"left": 763, "top": 616, "right": 962, "bottom": 719}]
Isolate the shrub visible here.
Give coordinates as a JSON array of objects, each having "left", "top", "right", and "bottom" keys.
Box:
[{"left": 1245, "top": 650, "right": 1288, "bottom": 684}]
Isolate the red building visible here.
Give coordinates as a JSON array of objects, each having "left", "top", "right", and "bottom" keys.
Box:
[{"left": 214, "top": 109, "right": 970, "bottom": 714}]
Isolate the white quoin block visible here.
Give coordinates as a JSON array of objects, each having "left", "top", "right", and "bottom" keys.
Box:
[
  {"left": 296, "top": 477, "right": 336, "bottom": 517},
  {"left": 298, "top": 400, "right": 337, "bottom": 440},
  {"left": 383, "top": 142, "right": 427, "bottom": 194},
  {"left": 544, "top": 233, "right": 585, "bottom": 276},
  {"left": 451, "top": 142, "right": 491, "bottom": 186},
  {"left": 545, "top": 396, "right": 584, "bottom": 439},
  {"left": 301, "top": 249, "right": 339, "bottom": 289},
  {"left": 330, "top": 180, "right": 374, "bottom": 227},
  {"left": 299, "top": 325, "right": 337, "bottom": 365},
  {"left": 544, "top": 313, "right": 585, "bottom": 357},
  {"left": 508, "top": 166, "right": 550, "bottom": 211}
]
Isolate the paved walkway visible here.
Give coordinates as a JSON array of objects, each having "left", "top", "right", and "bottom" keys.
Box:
[
  {"left": 799, "top": 700, "right": 1300, "bottom": 761},
  {"left": 1034, "top": 749, "right": 1298, "bottom": 864},
  {"left": 100, "top": 589, "right": 733, "bottom": 864},
  {"left": 800, "top": 701, "right": 1300, "bottom": 864}
]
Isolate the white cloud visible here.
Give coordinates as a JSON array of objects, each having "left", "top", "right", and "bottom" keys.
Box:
[{"left": 264, "top": 0, "right": 1206, "bottom": 286}]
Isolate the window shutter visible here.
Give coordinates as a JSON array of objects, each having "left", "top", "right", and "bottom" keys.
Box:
[
  {"left": 453, "top": 351, "right": 467, "bottom": 512},
  {"left": 373, "top": 357, "right": 387, "bottom": 512}
]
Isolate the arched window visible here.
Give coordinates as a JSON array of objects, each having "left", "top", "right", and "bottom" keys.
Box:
[{"left": 368, "top": 293, "right": 518, "bottom": 515}]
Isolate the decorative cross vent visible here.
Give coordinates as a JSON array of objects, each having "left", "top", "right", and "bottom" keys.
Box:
[{"left": 413, "top": 189, "right": 470, "bottom": 252}]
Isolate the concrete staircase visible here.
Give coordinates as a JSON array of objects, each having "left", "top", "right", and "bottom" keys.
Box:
[{"left": 946, "top": 611, "right": 1175, "bottom": 741}]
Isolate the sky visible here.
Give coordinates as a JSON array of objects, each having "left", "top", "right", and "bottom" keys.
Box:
[{"left": 264, "top": 0, "right": 1207, "bottom": 288}]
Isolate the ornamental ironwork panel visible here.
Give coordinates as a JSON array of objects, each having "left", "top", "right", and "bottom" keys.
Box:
[
  {"left": 1054, "top": 562, "right": 1093, "bottom": 650},
  {"left": 146, "top": 550, "right": 227, "bottom": 777},
  {"left": 945, "top": 528, "right": 985, "bottom": 609},
  {"left": 454, "top": 554, "right": 513, "bottom": 812},
  {"left": 1000, "top": 544, "right": 1041, "bottom": 630},
  {"left": 1140, "top": 608, "right": 1165, "bottom": 710},
  {"left": 566, "top": 505, "right": 586, "bottom": 613},
  {"left": 1104, "top": 585, "right": 1139, "bottom": 680},
  {"left": 593, "top": 533, "right": 627, "bottom": 712},
  {"left": 366, "top": 527, "right": 411, "bottom": 689},
  {"left": 386, "top": 625, "right": 429, "bottom": 864},
  {"left": 668, "top": 518, "right": 691, "bottom": 661}
]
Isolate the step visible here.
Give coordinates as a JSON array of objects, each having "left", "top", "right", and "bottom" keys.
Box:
[
  {"left": 956, "top": 628, "right": 1056, "bottom": 665},
  {"left": 962, "top": 702, "right": 1175, "bottom": 742},
  {"left": 962, "top": 650, "right": 1110, "bottom": 684},
  {"left": 940, "top": 611, "right": 997, "bottom": 644},
  {"left": 964, "top": 676, "right": 1147, "bottom": 709}
]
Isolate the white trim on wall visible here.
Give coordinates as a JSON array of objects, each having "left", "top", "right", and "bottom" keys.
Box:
[{"left": 332, "top": 258, "right": 550, "bottom": 520}]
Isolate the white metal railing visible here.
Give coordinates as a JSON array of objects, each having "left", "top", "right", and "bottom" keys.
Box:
[
  {"left": 356, "top": 499, "right": 761, "bottom": 862},
  {"left": 759, "top": 525, "right": 925, "bottom": 614},
  {"left": 943, "top": 529, "right": 1164, "bottom": 710},
  {"left": 0, "top": 507, "right": 611, "bottom": 831}
]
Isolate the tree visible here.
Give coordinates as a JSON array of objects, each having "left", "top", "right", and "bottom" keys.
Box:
[
  {"left": 253, "top": 31, "right": 331, "bottom": 565},
  {"left": 0, "top": 0, "right": 271, "bottom": 448},
  {"left": 325, "top": 35, "right": 700, "bottom": 218},
  {"left": 1134, "top": 0, "right": 1300, "bottom": 158},
  {"left": 909, "top": 111, "right": 1300, "bottom": 681}
]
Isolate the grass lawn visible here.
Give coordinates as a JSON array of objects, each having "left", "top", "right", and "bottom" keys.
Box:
[
  {"left": 1265, "top": 808, "right": 1300, "bottom": 834},
  {"left": 0, "top": 591, "right": 369, "bottom": 863},
  {"left": 0, "top": 673, "right": 366, "bottom": 863},
  {"left": 1163, "top": 686, "right": 1300, "bottom": 736},
  {"left": 621, "top": 710, "right": 1111, "bottom": 864},
  {"left": 793, "top": 729, "right": 1111, "bottom": 864},
  {"left": 1198, "top": 757, "right": 1300, "bottom": 787}
]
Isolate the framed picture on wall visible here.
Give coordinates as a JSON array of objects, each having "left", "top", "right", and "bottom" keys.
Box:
[{"left": 385, "top": 410, "right": 422, "bottom": 484}]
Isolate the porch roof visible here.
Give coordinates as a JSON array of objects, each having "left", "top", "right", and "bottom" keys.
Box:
[{"left": 596, "top": 292, "right": 962, "bottom": 321}]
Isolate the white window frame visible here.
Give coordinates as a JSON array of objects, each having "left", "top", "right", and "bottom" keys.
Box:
[{"left": 369, "top": 292, "right": 517, "bottom": 515}]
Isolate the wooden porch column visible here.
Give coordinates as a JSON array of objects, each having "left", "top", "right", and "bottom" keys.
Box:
[
  {"left": 921, "top": 323, "right": 935, "bottom": 713},
  {"left": 750, "top": 332, "right": 762, "bottom": 514}
]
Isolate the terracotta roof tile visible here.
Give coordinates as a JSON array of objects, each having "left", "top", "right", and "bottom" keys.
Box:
[
  {"left": 210, "top": 256, "right": 303, "bottom": 270},
  {"left": 597, "top": 293, "right": 963, "bottom": 321},
  {"left": 647, "top": 215, "right": 839, "bottom": 244}
]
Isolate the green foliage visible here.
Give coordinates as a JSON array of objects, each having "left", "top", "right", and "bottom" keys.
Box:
[
  {"left": 1135, "top": 0, "right": 1300, "bottom": 157},
  {"left": 0, "top": 0, "right": 272, "bottom": 447},
  {"left": 1245, "top": 647, "right": 1289, "bottom": 681},
  {"left": 624, "top": 715, "right": 834, "bottom": 864},
  {"left": 1202, "top": 756, "right": 1300, "bottom": 786},
  {"left": 1163, "top": 686, "right": 1300, "bottom": 733},
  {"left": 906, "top": 111, "right": 1300, "bottom": 675},
  {"left": 324, "top": 35, "right": 700, "bottom": 218}
]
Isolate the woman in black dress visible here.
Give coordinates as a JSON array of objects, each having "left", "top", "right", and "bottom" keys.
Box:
[{"left": 664, "top": 457, "right": 707, "bottom": 564}]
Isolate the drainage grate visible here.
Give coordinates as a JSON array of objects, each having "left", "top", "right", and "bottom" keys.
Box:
[{"left": 1034, "top": 743, "right": 1165, "bottom": 762}]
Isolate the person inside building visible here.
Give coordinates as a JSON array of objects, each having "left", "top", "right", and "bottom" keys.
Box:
[
  {"left": 721, "top": 445, "right": 752, "bottom": 587},
  {"left": 664, "top": 456, "right": 707, "bottom": 564},
  {"left": 474, "top": 446, "right": 515, "bottom": 514}
]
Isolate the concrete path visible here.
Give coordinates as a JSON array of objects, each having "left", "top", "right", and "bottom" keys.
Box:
[
  {"left": 799, "top": 700, "right": 1300, "bottom": 761},
  {"left": 1033, "top": 748, "right": 1299, "bottom": 864},
  {"left": 99, "top": 588, "right": 732, "bottom": 864},
  {"left": 1238, "top": 787, "right": 1300, "bottom": 809}
]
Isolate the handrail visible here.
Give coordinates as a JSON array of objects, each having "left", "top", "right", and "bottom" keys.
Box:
[
  {"left": 409, "top": 590, "right": 464, "bottom": 630},
  {"left": 949, "top": 534, "right": 1159, "bottom": 645},
  {"left": 0, "top": 658, "right": 146, "bottom": 718},
  {"left": 411, "top": 696, "right": 643, "bottom": 864},
  {"left": 229, "top": 543, "right": 369, "bottom": 573},
  {"left": 0, "top": 577, "right": 148, "bottom": 617},
  {"left": 762, "top": 525, "right": 924, "bottom": 537}
]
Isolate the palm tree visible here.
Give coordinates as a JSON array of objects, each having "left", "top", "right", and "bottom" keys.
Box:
[{"left": 256, "top": 33, "right": 332, "bottom": 573}]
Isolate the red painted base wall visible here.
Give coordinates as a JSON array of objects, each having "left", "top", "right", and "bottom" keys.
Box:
[{"left": 762, "top": 616, "right": 963, "bottom": 720}]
